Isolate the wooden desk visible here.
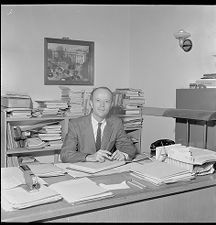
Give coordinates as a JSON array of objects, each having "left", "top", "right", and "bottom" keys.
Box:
[{"left": 1, "top": 169, "right": 216, "bottom": 222}]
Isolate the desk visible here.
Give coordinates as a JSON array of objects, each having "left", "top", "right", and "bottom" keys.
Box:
[{"left": 1, "top": 168, "right": 216, "bottom": 222}]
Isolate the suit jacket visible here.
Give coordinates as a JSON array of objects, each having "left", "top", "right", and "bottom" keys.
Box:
[{"left": 60, "top": 114, "right": 137, "bottom": 163}]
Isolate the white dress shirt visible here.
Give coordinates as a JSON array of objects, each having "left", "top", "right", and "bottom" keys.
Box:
[{"left": 91, "top": 115, "right": 106, "bottom": 142}]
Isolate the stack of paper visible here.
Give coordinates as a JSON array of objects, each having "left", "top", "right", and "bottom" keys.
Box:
[
  {"left": 65, "top": 160, "right": 125, "bottom": 174},
  {"left": 2, "top": 185, "right": 62, "bottom": 211},
  {"left": 49, "top": 177, "right": 113, "bottom": 204},
  {"left": 28, "top": 163, "right": 66, "bottom": 177},
  {"left": 156, "top": 144, "right": 216, "bottom": 174},
  {"left": 130, "top": 161, "right": 194, "bottom": 185},
  {"left": 1, "top": 167, "right": 62, "bottom": 211}
]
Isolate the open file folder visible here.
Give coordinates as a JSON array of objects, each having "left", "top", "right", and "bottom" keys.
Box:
[
  {"left": 129, "top": 161, "right": 194, "bottom": 185},
  {"left": 65, "top": 160, "right": 125, "bottom": 174},
  {"left": 27, "top": 163, "right": 66, "bottom": 177},
  {"left": 49, "top": 177, "right": 113, "bottom": 204}
]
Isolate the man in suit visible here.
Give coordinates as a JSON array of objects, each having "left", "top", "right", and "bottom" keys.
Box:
[{"left": 60, "top": 86, "right": 137, "bottom": 163}]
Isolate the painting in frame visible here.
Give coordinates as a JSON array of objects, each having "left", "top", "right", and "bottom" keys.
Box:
[{"left": 44, "top": 37, "right": 94, "bottom": 85}]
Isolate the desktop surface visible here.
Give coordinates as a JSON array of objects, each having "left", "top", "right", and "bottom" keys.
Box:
[{"left": 1, "top": 166, "right": 216, "bottom": 222}]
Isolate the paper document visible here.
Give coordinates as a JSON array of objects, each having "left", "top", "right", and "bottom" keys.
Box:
[
  {"left": 49, "top": 177, "right": 113, "bottom": 204},
  {"left": 1, "top": 184, "right": 62, "bottom": 211},
  {"left": 55, "top": 163, "right": 91, "bottom": 178},
  {"left": 28, "top": 163, "right": 66, "bottom": 177},
  {"left": 99, "top": 181, "right": 130, "bottom": 190},
  {"left": 66, "top": 160, "right": 125, "bottom": 174},
  {"left": 156, "top": 144, "right": 216, "bottom": 165},
  {"left": 1, "top": 167, "right": 26, "bottom": 190},
  {"left": 130, "top": 161, "right": 193, "bottom": 185},
  {"left": 188, "top": 147, "right": 216, "bottom": 165}
]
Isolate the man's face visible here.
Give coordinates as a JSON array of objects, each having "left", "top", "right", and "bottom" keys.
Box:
[{"left": 90, "top": 88, "right": 113, "bottom": 121}]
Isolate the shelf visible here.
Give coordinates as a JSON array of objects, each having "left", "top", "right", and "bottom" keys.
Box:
[
  {"left": 6, "top": 146, "right": 61, "bottom": 154},
  {"left": 5, "top": 115, "right": 77, "bottom": 122},
  {"left": 142, "top": 107, "right": 216, "bottom": 121}
]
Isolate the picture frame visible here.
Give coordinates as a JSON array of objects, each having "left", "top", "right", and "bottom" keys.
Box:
[{"left": 44, "top": 37, "right": 94, "bottom": 85}]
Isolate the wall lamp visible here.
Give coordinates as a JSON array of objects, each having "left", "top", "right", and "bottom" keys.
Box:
[{"left": 174, "top": 29, "right": 192, "bottom": 52}]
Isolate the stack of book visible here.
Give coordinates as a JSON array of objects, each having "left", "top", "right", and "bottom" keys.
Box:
[
  {"left": 192, "top": 73, "right": 216, "bottom": 88},
  {"left": 112, "top": 88, "right": 145, "bottom": 129},
  {"left": 37, "top": 123, "right": 63, "bottom": 148},
  {"left": 59, "top": 86, "right": 92, "bottom": 116},
  {"left": 114, "top": 88, "right": 145, "bottom": 109},
  {"left": 35, "top": 100, "right": 69, "bottom": 117},
  {"left": 1, "top": 92, "right": 33, "bottom": 118}
]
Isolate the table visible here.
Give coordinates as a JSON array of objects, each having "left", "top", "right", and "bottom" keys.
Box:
[{"left": 1, "top": 165, "right": 216, "bottom": 222}]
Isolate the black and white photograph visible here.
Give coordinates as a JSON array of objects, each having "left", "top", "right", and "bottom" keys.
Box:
[{"left": 1, "top": 4, "right": 216, "bottom": 223}]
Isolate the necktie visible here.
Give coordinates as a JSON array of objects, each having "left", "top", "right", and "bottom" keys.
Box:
[{"left": 95, "top": 122, "right": 102, "bottom": 151}]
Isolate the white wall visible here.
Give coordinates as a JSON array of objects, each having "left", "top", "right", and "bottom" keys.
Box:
[
  {"left": 129, "top": 5, "right": 216, "bottom": 152},
  {"left": 1, "top": 5, "right": 216, "bottom": 153},
  {"left": 1, "top": 5, "right": 131, "bottom": 101}
]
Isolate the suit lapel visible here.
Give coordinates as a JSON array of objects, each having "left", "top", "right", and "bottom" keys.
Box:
[{"left": 85, "top": 115, "right": 96, "bottom": 151}]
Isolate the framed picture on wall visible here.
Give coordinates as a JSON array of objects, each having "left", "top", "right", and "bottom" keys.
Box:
[{"left": 44, "top": 37, "right": 94, "bottom": 85}]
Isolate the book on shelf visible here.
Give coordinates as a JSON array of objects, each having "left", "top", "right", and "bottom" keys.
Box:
[
  {"left": 124, "top": 109, "right": 141, "bottom": 115},
  {"left": 113, "top": 88, "right": 145, "bottom": 109},
  {"left": 1, "top": 94, "right": 33, "bottom": 108},
  {"left": 47, "top": 139, "right": 63, "bottom": 148},
  {"left": 19, "top": 156, "right": 38, "bottom": 164},
  {"left": 35, "top": 100, "right": 68, "bottom": 109},
  {"left": 7, "top": 110, "right": 32, "bottom": 118},
  {"left": 115, "top": 88, "right": 144, "bottom": 93},
  {"left": 38, "top": 133, "right": 62, "bottom": 141},
  {"left": 18, "top": 121, "right": 60, "bottom": 132},
  {"left": 195, "top": 78, "right": 216, "bottom": 87},
  {"left": 6, "top": 156, "right": 20, "bottom": 167},
  {"left": 25, "top": 137, "right": 47, "bottom": 149},
  {"left": 201, "top": 73, "right": 216, "bottom": 79}
]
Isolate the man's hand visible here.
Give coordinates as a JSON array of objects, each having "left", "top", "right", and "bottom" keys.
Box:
[
  {"left": 110, "top": 150, "right": 126, "bottom": 161},
  {"left": 86, "top": 150, "right": 112, "bottom": 162}
]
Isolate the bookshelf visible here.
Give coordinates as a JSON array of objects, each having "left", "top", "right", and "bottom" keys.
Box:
[
  {"left": 1, "top": 110, "right": 78, "bottom": 167},
  {"left": 1, "top": 108, "right": 143, "bottom": 168}
]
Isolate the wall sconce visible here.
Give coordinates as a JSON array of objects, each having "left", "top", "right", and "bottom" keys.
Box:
[{"left": 174, "top": 29, "right": 192, "bottom": 52}]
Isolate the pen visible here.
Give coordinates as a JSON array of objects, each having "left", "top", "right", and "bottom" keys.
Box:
[{"left": 127, "top": 180, "right": 143, "bottom": 189}]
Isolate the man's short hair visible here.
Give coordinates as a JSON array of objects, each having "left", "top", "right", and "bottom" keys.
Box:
[{"left": 90, "top": 87, "right": 113, "bottom": 101}]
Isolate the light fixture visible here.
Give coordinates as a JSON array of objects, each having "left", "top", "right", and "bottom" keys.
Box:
[{"left": 174, "top": 29, "right": 192, "bottom": 52}]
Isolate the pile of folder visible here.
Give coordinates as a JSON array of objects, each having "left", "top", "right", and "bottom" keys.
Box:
[
  {"left": 1, "top": 167, "right": 62, "bottom": 211},
  {"left": 129, "top": 161, "right": 194, "bottom": 185},
  {"left": 27, "top": 163, "right": 66, "bottom": 177},
  {"left": 49, "top": 177, "right": 114, "bottom": 204},
  {"left": 156, "top": 144, "right": 216, "bottom": 175}
]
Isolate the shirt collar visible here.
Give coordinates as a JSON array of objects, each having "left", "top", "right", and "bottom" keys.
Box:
[{"left": 91, "top": 114, "right": 106, "bottom": 126}]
